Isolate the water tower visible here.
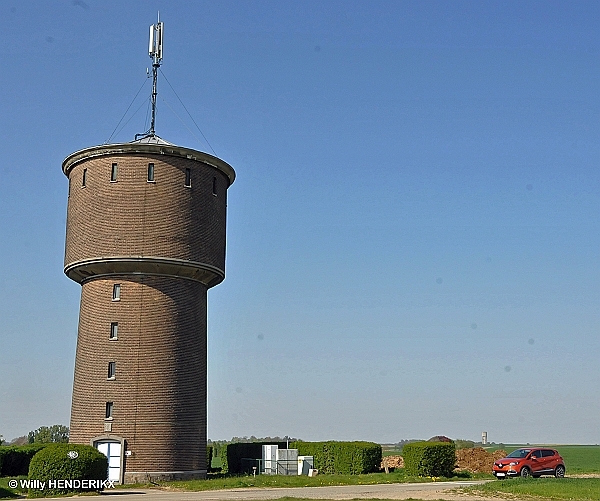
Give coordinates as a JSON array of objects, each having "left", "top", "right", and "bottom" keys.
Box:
[{"left": 64, "top": 18, "right": 235, "bottom": 483}]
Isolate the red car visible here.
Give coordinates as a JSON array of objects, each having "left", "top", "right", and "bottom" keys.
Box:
[{"left": 493, "top": 448, "right": 566, "bottom": 479}]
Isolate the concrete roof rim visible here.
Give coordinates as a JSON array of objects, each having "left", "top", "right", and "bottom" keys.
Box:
[
  {"left": 64, "top": 256, "right": 225, "bottom": 287},
  {"left": 62, "top": 142, "right": 236, "bottom": 185},
  {"left": 64, "top": 255, "right": 225, "bottom": 273}
]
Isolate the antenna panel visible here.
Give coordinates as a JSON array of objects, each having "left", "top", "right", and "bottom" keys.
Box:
[
  {"left": 149, "top": 25, "right": 155, "bottom": 56},
  {"left": 157, "top": 22, "right": 164, "bottom": 59}
]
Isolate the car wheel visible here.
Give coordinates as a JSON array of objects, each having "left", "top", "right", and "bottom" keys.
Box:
[
  {"left": 555, "top": 465, "right": 566, "bottom": 478},
  {"left": 520, "top": 466, "right": 531, "bottom": 478}
]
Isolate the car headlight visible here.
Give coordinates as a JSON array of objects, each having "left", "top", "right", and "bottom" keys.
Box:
[{"left": 509, "top": 461, "right": 520, "bottom": 466}]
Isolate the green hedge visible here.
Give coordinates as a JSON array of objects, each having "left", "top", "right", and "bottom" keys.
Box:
[
  {"left": 27, "top": 443, "right": 108, "bottom": 498},
  {"left": 219, "top": 442, "right": 287, "bottom": 474},
  {"left": 0, "top": 444, "right": 48, "bottom": 476},
  {"left": 207, "top": 445, "right": 213, "bottom": 472},
  {"left": 403, "top": 441, "right": 456, "bottom": 477},
  {"left": 291, "top": 441, "right": 382, "bottom": 474},
  {"left": 219, "top": 440, "right": 382, "bottom": 475}
]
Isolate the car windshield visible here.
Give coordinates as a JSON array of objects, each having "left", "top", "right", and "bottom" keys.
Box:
[{"left": 507, "top": 449, "right": 532, "bottom": 458}]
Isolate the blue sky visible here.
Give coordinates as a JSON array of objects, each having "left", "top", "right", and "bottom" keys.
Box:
[{"left": 1, "top": 0, "right": 598, "bottom": 445}]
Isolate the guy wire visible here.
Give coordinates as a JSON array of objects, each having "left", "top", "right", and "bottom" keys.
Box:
[
  {"left": 105, "top": 76, "right": 150, "bottom": 144},
  {"left": 159, "top": 68, "right": 217, "bottom": 155}
]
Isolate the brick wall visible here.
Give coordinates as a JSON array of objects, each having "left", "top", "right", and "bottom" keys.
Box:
[
  {"left": 65, "top": 153, "right": 228, "bottom": 273},
  {"left": 70, "top": 275, "right": 207, "bottom": 473}
]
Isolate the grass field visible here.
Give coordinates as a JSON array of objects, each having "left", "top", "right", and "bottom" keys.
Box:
[
  {"left": 464, "top": 477, "right": 600, "bottom": 500},
  {"left": 0, "top": 476, "right": 25, "bottom": 498},
  {"left": 168, "top": 470, "right": 480, "bottom": 491},
  {"left": 483, "top": 444, "right": 600, "bottom": 474}
]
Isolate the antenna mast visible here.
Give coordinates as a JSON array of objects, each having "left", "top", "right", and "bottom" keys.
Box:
[{"left": 141, "top": 14, "right": 163, "bottom": 138}]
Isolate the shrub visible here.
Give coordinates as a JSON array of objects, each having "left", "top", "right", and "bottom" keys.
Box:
[
  {"left": 207, "top": 445, "right": 213, "bottom": 472},
  {"left": 27, "top": 443, "right": 108, "bottom": 497},
  {"left": 291, "top": 441, "right": 382, "bottom": 474},
  {"left": 0, "top": 444, "right": 47, "bottom": 476},
  {"left": 219, "top": 440, "right": 381, "bottom": 475},
  {"left": 403, "top": 441, "right": 456, "bottom": 477}
]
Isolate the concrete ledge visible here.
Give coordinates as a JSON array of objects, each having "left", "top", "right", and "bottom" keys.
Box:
[
  {"left": 64, "top": 256, "right": 224, "bottom": 287},
  {"left": 124, "top": 470, "right": 207, "bottom": 484}
]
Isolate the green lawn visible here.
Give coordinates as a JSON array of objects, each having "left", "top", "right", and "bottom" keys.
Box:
[
  {"left": 169, "top": 470, "right": 478, "bottom": 491},
  {"left": 0, "top": 476, "right": 26, "bottom": 498},
  {"left": 464, "top": 477, "right": 600, "bottom": 500},
  {"left": 484, "top": 444, "right": 600, "bottom": 474}
]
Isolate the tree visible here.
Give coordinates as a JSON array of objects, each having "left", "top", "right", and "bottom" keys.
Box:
[{"left": 28, "top": 425, "right": 69, "bottom": 444}]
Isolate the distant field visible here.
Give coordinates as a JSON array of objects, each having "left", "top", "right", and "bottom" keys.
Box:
[
  {"left": 380, "top": 445, "right": 403, "bottom": 457},
  {"left": 483, "top": 444, "right": 600, "bottom": 474}
]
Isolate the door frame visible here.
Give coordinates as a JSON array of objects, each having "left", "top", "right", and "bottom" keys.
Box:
[{"left": 91, "top": 435, "right": 126, "bottom": 484}]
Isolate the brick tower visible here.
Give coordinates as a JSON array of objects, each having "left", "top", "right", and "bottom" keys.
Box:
[{"left": 63, "top": 19, "right": 235, "bottom": 484}]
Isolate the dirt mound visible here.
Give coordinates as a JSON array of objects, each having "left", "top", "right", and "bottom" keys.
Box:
[
  {"left": 428, "top": 435, "right": 453, "bottom": 442},
  {"left": 455, "top": 447, "right": 507, "bottom": 473},
  {"left": 381, "top": 455, "right": 404, "bottom": 470}
]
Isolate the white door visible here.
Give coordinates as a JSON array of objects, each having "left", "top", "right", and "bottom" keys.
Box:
[{"left": 96, "top": 441, "right": 122, "bottom": 482}]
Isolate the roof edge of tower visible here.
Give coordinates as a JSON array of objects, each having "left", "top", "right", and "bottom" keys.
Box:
[
  {"left": 62, "top": 142, "right": 235, "bottom": 185},
  {"left": 64, "top": 256, "right": 225, "bottom": 287}
]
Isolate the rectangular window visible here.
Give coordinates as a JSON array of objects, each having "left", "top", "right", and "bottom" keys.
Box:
[
  {"left": 112, "top": 284, "right": 121, "bottom": 301},
  {"left": 107, "top": 362, "right": 116, "bottom": 379},
  {"left": 147, "top": 163, "right": 155, "bottom": 182},
  {"left": 185, "top": 168, "right": 191, "bottom": 187},
  {"left": 82, "top": 168, "right": 87, "bottom": 187},
  {"left": 110, "top": 322, "right": 118, "bottom": 340},
  {"left": 111, "top": 163, "right": 118, "bottom": 182},
  {"left": 105, "top": 402, "right": 113, "bottom": 419},
  {"left": 212, "top": 177, "right": 217, "bottom": 196}
]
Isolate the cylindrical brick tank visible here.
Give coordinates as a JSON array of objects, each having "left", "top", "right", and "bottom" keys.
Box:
[{"left": 63, "top": 138, "right": 235, "bottom": 483}]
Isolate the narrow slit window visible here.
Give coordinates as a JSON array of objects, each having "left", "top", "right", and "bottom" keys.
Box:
[
  {"left": 82, "top": 168, "right": 87, "bottom": 187},
  {"left": 212, "top": 177, "right": 217, "bottom": 196},
  {"left": 185, "top": 168, "right": 191, "bottom": 187},
  {"left": 107, "top": 362, "right": 116, "bottom": 379},
  {"left": 110, "top": 322, "right": 118, "bottom": 340},
  {"left": 112, "top": 284, "right": 121, "bottom": 301},
  {"left": 105, "top": 402, "right": 113, "bottom": 419},
  {"left": 147, "top": 163, "right": 155, "bottom": 182},
  {"left": 111, "top": 163, "right": 118, "bottom": 182}
]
